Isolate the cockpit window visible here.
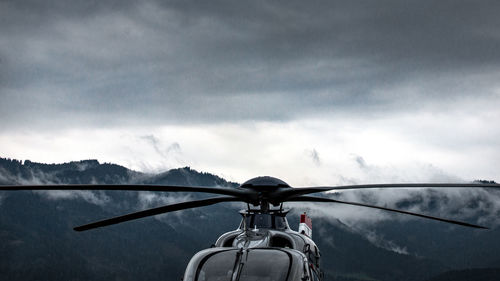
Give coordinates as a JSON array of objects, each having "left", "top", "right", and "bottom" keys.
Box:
[
  {"left": 243, "top": 214, "right": 287, "bottom": 230},
  {"left": 196, "top": 251, "right": 234, "bottom": 281},
  {"left": 196, "top": 249, "right": 290, "bottom": 281},
  {"left": 239, "top": 250, "right": 290, "bottom": 281},
  {"left": 274, "top": 216, "right": 287, "bottom": 229},
  {"left": 253, "top": 214, "right": 273, "bottom": 228}
]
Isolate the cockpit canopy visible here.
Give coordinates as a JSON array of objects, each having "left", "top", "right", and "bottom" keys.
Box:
[{"left": 183, "top": 248, "right": 309, "bottom": 281}]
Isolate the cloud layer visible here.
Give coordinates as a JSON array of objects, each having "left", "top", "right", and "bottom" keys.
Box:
[
  {"left": 1, "top": 0, "right": 500, "bottom": 128},
  {"left": 1, "top": 1, "right": 499, "bottom": 186}
]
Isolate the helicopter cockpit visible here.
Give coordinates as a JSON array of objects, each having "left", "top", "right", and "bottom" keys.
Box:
[{"left": 183, "top": 247, "right": 311, "bottom": 281}]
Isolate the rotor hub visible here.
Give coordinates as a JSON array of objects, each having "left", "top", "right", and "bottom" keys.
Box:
[
  {"left": 240, "top": 176, "right": 290, "bottom": 190},
  {"left": 240, "top": 176, "right": 291, "bottom": 207}
]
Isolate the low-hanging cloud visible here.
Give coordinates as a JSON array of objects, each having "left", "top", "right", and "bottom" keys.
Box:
[
  {"left": 137, "top": 191, "right": 192, "bottom": 209},
  {"left": 139, "top": 135, "right": 186, "bottom": 173},
  {"left": 33, "top": 190, "right": 111, "bottom": 206},
  {"left": 9, "top": 168, "right": 113, "bottom": 206},
  {"left": 340, "top": 154, "right": 464, "bottom": 184},
  {"left": 363, "top": 230, "right": 409, "bottom": 255},
  {"left": 137, "top": 191, "right": 193, "bottom": 223},
  {"left": 0, "top": 161, "right": 114, "bottom": 206},
  {"left": 290, "top": 187, "right": 500, "bottom": 229},
  {"left": 288, "top": 155, "right": 500, "bottom": 227},
  {"left": 289, "top": 186, "right": 500, "bottom": 253}
]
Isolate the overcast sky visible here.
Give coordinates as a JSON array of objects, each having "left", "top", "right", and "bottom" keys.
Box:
[{"left": 1, "top": 0, "right": 499, "bottom": 185}]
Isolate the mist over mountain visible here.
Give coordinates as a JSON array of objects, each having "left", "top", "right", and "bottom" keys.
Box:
[{"left": 1, "top": 158, "right": 499, "bottom": 281}]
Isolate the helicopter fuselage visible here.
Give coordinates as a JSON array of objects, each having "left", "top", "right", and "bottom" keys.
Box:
[{"left": 183, "top": 210, "right": 323, "bottom": 281}]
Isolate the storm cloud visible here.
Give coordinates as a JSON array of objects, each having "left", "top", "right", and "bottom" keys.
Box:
[
  {"left": 1, "top": 0, "right": 500, "bottom": 128},
  {"left": 1, "top": 0, "right": 499, "bottom": 184}
]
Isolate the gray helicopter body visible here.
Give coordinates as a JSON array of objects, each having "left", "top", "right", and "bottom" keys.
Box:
[{"left": 183, "top": 209, "right": 322, "bottom": 281}]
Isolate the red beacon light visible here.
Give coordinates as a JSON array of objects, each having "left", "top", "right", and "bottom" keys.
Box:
[{"left": 298, "top": 212, "right": 312, "bottom": 238}]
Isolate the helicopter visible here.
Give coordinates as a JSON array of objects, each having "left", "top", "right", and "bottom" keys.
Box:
[{"left": 2, "top": 176, "right": 500, "bottom": 281}]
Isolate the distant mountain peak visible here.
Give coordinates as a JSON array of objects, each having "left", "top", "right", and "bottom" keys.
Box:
[
  {"left": 21, "top": 159, "right": 101, "bottom": 172},
  {"left": 0, "top": 157, "right": 238, "bottom": 187}
]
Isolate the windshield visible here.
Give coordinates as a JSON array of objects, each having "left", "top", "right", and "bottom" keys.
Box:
[
  {"left": 243, "top": 214, "right": 287, "bottom": 230},
  {"left": 196, "top": 249, "right": 291, "bottom": 281}
]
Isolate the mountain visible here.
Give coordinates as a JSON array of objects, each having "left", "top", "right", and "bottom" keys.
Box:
[
  {"left": 426, "top": 268, "right": 500, "bottom": 281},
  {"left": 0, "top": 158, "right": 240, "bottom": 281},
  {"left": 1, "top": 158, "right": 499, "bottom": 281}
]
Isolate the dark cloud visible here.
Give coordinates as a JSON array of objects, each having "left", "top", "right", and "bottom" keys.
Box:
[{"left": 1, "top": 0, "right": 499, "bottom": 128}]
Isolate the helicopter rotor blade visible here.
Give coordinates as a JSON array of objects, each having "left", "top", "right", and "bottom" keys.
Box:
[
  {"left": 74, "top": 196, "right": 241, "bottom": 232},
  {"left": 286, "top": 195, "right": 488, "bottom": 229},
  {"left": 275, "top": 183, "right": 500, "bottom": 201},
  {"left": 0, "top": 184, "right": 250, "bottom": 198}
]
